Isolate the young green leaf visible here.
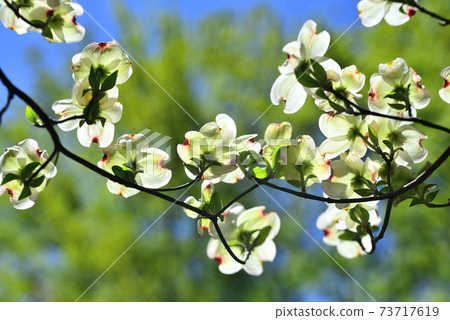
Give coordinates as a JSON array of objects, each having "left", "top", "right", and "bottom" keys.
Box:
[
  {"left": 367, "top": 126, "right": 378, "bottom": 146},
  {"left": 338, "top": 230, "right": 358, "bottom": 241},
  {"left": 29, "top": 175, "right": 46, "bottom": 188},
  {"left": 21, "top": 162, "right": 41, "bottom": 179},
  {"left": 1, "top": 173, "right": 21, "bottom": 185},
  {"left": 251, "top": 226, "right": 272, "bottom": 249},
  {"left": 41, "top": 26, "right": 53, "bottom": 39},
  {"left": 354, "top": 188, "right": 374, "bottom": 197},
  {"left": 100, "top": 71, "right": 118, "bottom": 92},
  {"left": 208, "top": 192, "right": 222, "bottom": 214},
  {"left": 295, "top": 71, "right": 321, "bottom": 88},
  {"left": 25, "top": 105, "right": 40, "bottom": 125},
  {"left": 18, "top": 185, "right": 32, "bottom": 201},
  {"left": 312, "top": 60, "right": 327, "bottom": 84},
  {"left": 89, "top": 66, "right": 100, "bottom": 92}
]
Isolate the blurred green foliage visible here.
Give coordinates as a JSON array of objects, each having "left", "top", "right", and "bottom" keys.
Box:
[{"left": 0, "top": 1, "right": 449, "bottom": 301}]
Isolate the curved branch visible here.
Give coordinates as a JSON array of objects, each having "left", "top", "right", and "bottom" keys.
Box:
[
  {"left": 0, "top": 68, "right": 213, "bottom": 219},
  {"left": 0, "top": 90, "right": 14, "bottom": 126},
  {"left": 255, "top": 145, "right": 450, "bottom": 204},
  {"left": 215, "top": 183, "right": 260, "bottom": 216},
  {"left": 156, "top": 178, "right": 200, "bottom": 192},
  {"left": 412, "top": 2, "right": 450, "bottom": 26},
  {"left": 211, "top": 219, "right": 246, "bottom": 264},
  {"left": 329, "top": 88, "right": 450, "bottom": 135}
]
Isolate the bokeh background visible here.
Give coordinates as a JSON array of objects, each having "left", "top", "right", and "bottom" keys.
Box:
[{"left": 0, "top": 0, "right": 449, "bottom": 301}]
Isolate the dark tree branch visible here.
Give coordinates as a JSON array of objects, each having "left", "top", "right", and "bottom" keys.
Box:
[
  {"left": 0, "top": 67, "right": 247, "bottom": 265},
  {"left": 215, "top": 183, "right": 260, "bottom": 216},
  {"left": 0, "top": 90, "right": 13, "bottom": 126},
  {"left": 329, "top": 88, "right": 450, "bottom": 135},
  {"left": 254, "top": 144, "right": 449, "bottom": 204},
  {"left": 212, "top": 219, "right": 246, "bottom": 264}
]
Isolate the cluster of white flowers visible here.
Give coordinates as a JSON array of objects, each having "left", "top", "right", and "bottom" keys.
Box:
[
  {"left": 52, "top": 41, "right": 132, "bottom": 148},
  {"left": 0, "top": 0, "right": 85, "bottom": 42},
  {"left": 98, "top": 134, "right": 172, "bottom": 197},
  {"left": 1, "top": 0, "right": 448, "bottom": 276},
  {"left": 177, "top": 113, "right": 260, "bottom": 183},
  {"left": 183, "top": 182, "right": 280, "bottom": 276},
  {"left": 0, "top": 139, "right": 57, "bottom": 209}
]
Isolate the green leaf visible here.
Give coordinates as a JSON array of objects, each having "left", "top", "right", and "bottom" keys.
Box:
[
  {"left": 98, "top": 117, "right": 107, "bottom": 127},
  {"left": 338, "top": 230, "right": 358, "bottom": 241},
  {"left": 409, "top": 198, "right": 424, "bottom": 207},
  {"left": 357, "top": 207, "right": 370, "bottom": 224},
  {"left": 21, "top": 162, "right": 41, "bottom": 179},
  {"left": 367, "top": 126, "right": 378, "bottom": 146},
  {"left": 348, "top": 209, "right": 360, "bottom": 224},
  {"left": 121, "top": 166, "right": 135, "bottom": 182},
  {"left": 25, "top": 105, "right": 40, "bottom": 125},
  {"left": 100, "top": 71, "right": 118, "bottom": 92},
  {"left": 18, "top": 185, "right": 32, "bottom": 201},
  {"left": 1, "top": 173, "right": 21, "bottom": 185},
  {"left": 30, "top": 19, "right": 45, "bottom": 28},
  {"left": 209, "top": 192, "right": 222, "bottom": 214},
  {"left": 312, "top": 60, "right": 327, "bottom": 84},
  {"left": 388, "top": 103, "right": 407, "bottom": 110},
  {"left": 111, "top": 166, "right": 135, "bottom": 182},
  {"left": 354, "top": 188, "right": 374, "bottom": 197},
  {"left": 384, "top": 92, "right": 406, "bottom": 101},
  {"left": 41, "top": 26, "right": 53, "bottom": 39},
  {"left": 356, "top": 225, "right": 368, "bottom": 236},
  {"left": 295, "top": 71, "right": 321, "bottom": 88},
  {"left": 251, "top": 226, "right": 272, "bottom": 249},
  {"left": 29, "top": 175, "right": 46, "bottom": 188},
  {"left": 426, "top": 190, "right": 439, "bottom": 203},
  {"left": 382, "top": 139, "right": 394, "bottom": 151},
  {"left": 327, "top": 99, "right": 347, "bottom": 113},
  {"left": 315, "top": 88, "right": 328, "bottom": 100},
  {"left": 376, "top": 180, "right": 387, "bottom": 187},
  {"left": 89, "top": 66, "right": 100, "bottom": 92},
  {"left": 184, "top": 164, "right": 200, "bottom": 176},
  {"left": 252, "top": 167, "right": 269, "bottom": 179},
  {"left": 82, "top": 88, "right": 91, "bottom": 97}
]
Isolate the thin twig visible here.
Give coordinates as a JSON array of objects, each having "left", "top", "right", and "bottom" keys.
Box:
[
  {"left": 0, "top": 91, "right": 14, "bottom": 126},
  {"left": 329, "top": 88, "right": 450, "bottom": 135},
  {"left": 215, "top": 183, "right": 260, "bottom": 216}
]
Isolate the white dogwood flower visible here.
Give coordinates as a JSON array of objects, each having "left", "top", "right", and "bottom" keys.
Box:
[
  {"left": 358, "top": 0, "right": 417, "bottom": 27},
  {"left": 98, "top": 134, "right": 172, "bottom": 197},
  {"left": 52, "top": 78, "right": 122, "bottom": 148},
  {"left": 322, "top": 153, "right": 380, "bottom": 209},
  {"left": 315, "top": 65, "right": 366, "bottom": 112},
  {"left": 318, "top": 113, "right": 369, "bottom": 159},
  {"left": 439, "top": 67, "right": 450, "bottom": 104},
  {"left": 270, "top": 20, "right": 341, "bottom": 114},
  {"left": 0, "top": 0, "right": 85, "bottom": 42},
  {"left": 0, "top": 139, "right": 57, "bottom": 210},
  {"left": 367, "top": 116, "right": 428, "bottom": 165},
  {"left": 178, "top": 114, "right": 259, "bottom": 182},
  {"left": 281, "top": 135, "right": 331, "bottom": 188},
  {"left": 72, "top": 41, "right": 133, "bottom": 85},
  {"left": 368, "top": 58, "right": 430, "bottom": 116},
  {"left": 207, "top": 204, "right": 280, "bottom": 276},
  {"left": 317, "top": 202, "right": 381, "bottom": 258}
]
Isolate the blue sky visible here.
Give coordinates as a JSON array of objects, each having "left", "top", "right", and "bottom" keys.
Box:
[{"left": 0, "top": 0, "right": 359, "bottom": 101}]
